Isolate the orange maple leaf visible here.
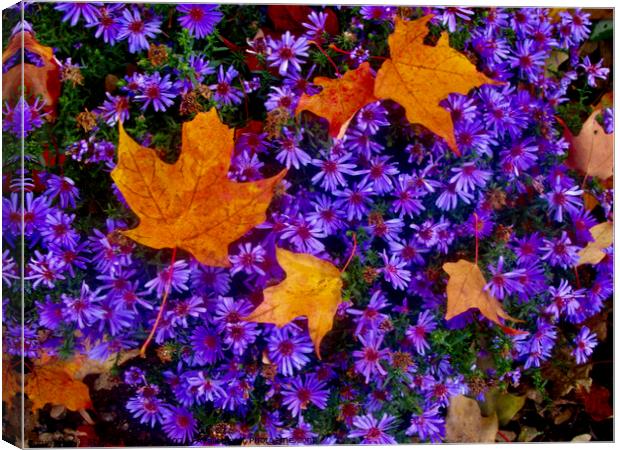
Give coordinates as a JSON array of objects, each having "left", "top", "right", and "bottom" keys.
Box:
[
  {"left": 245, "top": 248, "right": 343, "bottom": 358},
  {"left": 2, "top": 356, "right": 20, "bottom": 410},
  {"left": 565, "top": 109, "right": 614, "bottom": 181},
  {"left": 374, "top": 15, "right": 501, "bottom": 155},
  {"left": 577, "top": 222, "right": 613, "bottom": 266},
  {"left": 2, "top": 30, "right": 62, "bottom": 119},
  {"left": 111, "top": 110, "right": 286, "bottom": 267},
  {"left": 443, "top": 259, "right": 524, "bottom": 334},
  {"left": 296, "top": 62, "right": 377, "bottom": 139},
  {"left": 24, "top": 364, "right": 92, "bottom": 412}
]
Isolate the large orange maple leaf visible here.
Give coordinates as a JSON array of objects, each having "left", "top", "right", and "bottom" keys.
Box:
[
  {"left": 112, "top": 110, "right": 286, "bottom": 267},
  {"left": 374, "top": 15, "right": 501, "bottom": 155}
]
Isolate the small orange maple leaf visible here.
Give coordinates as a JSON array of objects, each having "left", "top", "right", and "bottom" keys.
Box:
[
  {"left": 565, "top": 109, "right": 614, "bottom": 181},
  {"left": 577, "top": 222, "right": 613, "bottom": 266},
  {"left": 296, "top": 62, "right": 377, "bottom": 139},
  {"left": 443, "top": 259, "right": 524, "bottom": 334},
  {"left": 112, "top": 110, "right": 286, "bottom": 267},
  {"left": 245, "top": 248, "right": 343, "bottom": 358},
  {"left": 2, "top": 30, "right": 62, "bottom": 119},
  {"left": 25, "top": 364, "right": 92, "bottom": 412},
  {"left": 374, "top": 15, "right": 502, "bottom": 155}
]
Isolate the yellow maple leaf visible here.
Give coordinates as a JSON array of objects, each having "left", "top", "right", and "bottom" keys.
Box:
[
  {"left": 295, "top": 62, "right": 377, "bottom": 138},
  {"left": 24, "top": 364, "right": 91, "bottom": 412},
  {"left": 577, "top": 222, "right": 613, "bottom": 266},
  {"left": 566, "top": 109, "right": 614, "bottom": 181},
  {"left": 374, "top": 15, "right": 502, "bottom": 155},
  {"left": 112, "top": 110, "right": 286, "bottom": 267},
  {"left": 245, "top": 248, "right": 343, "bottom": 358},
  {"left": 443, "top": 259, "right": 523, "bottom": 334}
]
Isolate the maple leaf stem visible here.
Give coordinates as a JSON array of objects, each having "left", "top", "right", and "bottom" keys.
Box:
[
  {"left": 340, "top": 232, "right": 357, "bottom": 273},
  {"left": 310, "top": 41, "right": 341, "bottom": 77},
  {"left": 581, "top": 174, "right": 589, "bottom": 189},
  {"left": 139, "top": 246, "right": 178, "bottom": 358},
  {"left": 473, "top": 212, "right": 479, "bottom": 265},
  {"left": 574, "top": 266, "right": 582, "bottom": 289}
]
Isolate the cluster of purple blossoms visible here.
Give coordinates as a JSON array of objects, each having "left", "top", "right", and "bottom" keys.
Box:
[{"left": 3, "top": 5, "right": 613, "bottom": 445}]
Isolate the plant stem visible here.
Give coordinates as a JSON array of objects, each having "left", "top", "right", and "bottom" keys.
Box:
[
  {"left": 310, "top": 41, "right": 341, "bottom": 76},
  {"left": 341, "top": 233, "right": 357, "bottom": 273},
  {"left": 139, "top": 246, "right": 178, "bottom": 358},
  {"left": 474, "top": 212, "right": 479, "bottom": 265}
]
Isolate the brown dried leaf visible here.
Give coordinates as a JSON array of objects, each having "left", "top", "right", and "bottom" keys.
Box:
[
  {"left": 577, "top": 221, "right": 613, "bottom": 265},
  {"left": 566, "top": 109, "right": 614, "bottom": 180},
  {"left": 445, "top": 395, "right": 498, "bottom": 443}
]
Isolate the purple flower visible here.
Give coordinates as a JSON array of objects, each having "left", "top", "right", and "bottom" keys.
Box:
[
  {"left": 2, "top": 97, "right": 47, "bottom": 138},
  {"left": 144, "top": 259, "right": 191, "bottom": 296},
  {"left": 281, "top": 373, "right": 329, "bottom": 417},
  {"left": 26, "top": 250, "right": 66, "bottom": 289},
  {"left": 45, "top": 175, "right": 79, "bottom": 208},
  {"left": 168, "top": 295, "right": 206, "bottom": 328},
  {"left": 508, "top": 39, "right": 547, "bottom": 82},
  {"left": 355, "top": 102, "right": 390, "bottom": 135},
  {"left": 267, "top": 31, "right": 310, "bottom": 76},
  {"left": 544, "top": 182, "right": 583, "bottom": 222},
  {"left": 406, "top": 403, "right": 445, "bottom": 443},
  {"left": 500, "top": 137, "right": 539, "bottom": 177},
  {"left": 559, "top": 9, "right": 591, "bottom": 45},
  {"left": 187, "top": 371, "right": 226, "bottom": 402},
  {"left": 348, "top": 413, "right": 397, "bottom": 444},
  {"left": 348, "top": 290, "right": 390, "bottom": 336},
  {"left": 435, "top": 181, "right": 473, "bottom": 211},
  {"left": 484, "top": 256, "right": 525, "bottom": 300},
  {"left": 55, "top": 2, "right": 101, "bottom": 26},
  {"left": 162, "top": 406, "right": 197, "bottom": 443},
  {"left": 602, "top": 108, "right": 613, "bottom": 134},
  {"left": 512, "top": 232, "right": 543, "bottom": 265},
  {"left": 434, "top": 7, "right": 474, "bottom": 32},
  {"left": 380, "top": 251, "right": 411, "bottom": 291},
  {"left": 177, "top": 5, "right": 223, "bottom": 39},
  {"left": 36, "top": 297, "right": 64, "bottom": 330},
  {"left": 579, "top": 56, "right": 609, "bottom": 87},
  {"left": 540, "top": 231, "right": 580, "bottom": 269},
  {"left": 96, "top": 93, "right": 130, "bottom": 126},
  {"left": 191, "top": 325, "right": 223, "bottom": 364},
  {"left": 406, "top": 310, "right": 437, "bottom": 355},
  {"left": 307, "top": 195, "right": 345, "bottom": 235},
  {"left": 117, "top": 7, "right": 162, "bottom": 54},
  {"left": 135, "top": 72, "right": 177, "bottom": 112},
  {"left": 359, "top": 156, "right": 399, "bottom": 194},
  {"left": 41, "top": 211, "right": 79, "bottom": 248},
  {"left": 86, "top": 3, "right": 123, "bottom": 44},
  {"left": 126, "top": 392, "right": 168, "bottom": 427},
  {"left": 209, "top": 65, "right": 243, "bottom": 106},
  {"left": 224, "top": 321, "right": 259, "bottom": 355},
  {"left": 267, "top": 324, "right": 314, "bottom": 376},
  {"left": 359, "top": 6, "right": 395, "bottom": 22},
  {"left": 276, "top": 128, "right": 312, "bottom": 169},
  {"left": 450, "top": 162, "right": 492, "bottom": 194},
  {"left": 61, "top": 282, "right": 106, "bottom": 329},
  {"left": 281, "top": 214, "right": 326, "bottom": 254},
  {"left": 302, "top": 11, "right": 328, "bottom": 41},
  {"left": 190, "top": 264, "right": 230, "bottom": 295},
  {"left": 353, "top": 331, "right": 389, "bottom": 383},
  {"left": 572, "top": 326, "right": 598, "bottom": 364},
  {"left": 229, "top": 242, "right": 266, "bottom": 276},
  {"left": 265, "top": 85, "right": 299, "bottom": 113},
  {"left": 311, "top": 152, "right": 357, "bottom": 192},
  {"left": 281, "top": 417, "right": 317, "bottom": 444},
  {"left": 334, "top": 181, "right": 374, "bottom": 221}
]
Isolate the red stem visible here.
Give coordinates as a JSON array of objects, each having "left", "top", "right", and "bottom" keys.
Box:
[
  {"left": 474, "top": 212, "right": 479, "bottom": 265},
  {"left": 341, "top": 233, "right": 357, "bottom": 273},
  {"left": 574, "top": 266, "right": 581, "bottom": 289},
  {"left": 497, "top": 430, "right": 511, "bottom": 442},
  {"left": 328, "top": 44, "right": 351, "bottom": 55},
  {"left": 140, "top": 246, "right": 178, "bottom": 357},
  {"left": 310, "top": 41, "right": 341, "bottom": 77}
]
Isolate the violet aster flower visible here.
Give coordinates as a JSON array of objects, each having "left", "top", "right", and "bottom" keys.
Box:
[
  {"left": 406, "top": 310, "right": 437, "bottom": 356},
  {"left": 281, "top": 214, "right": 326, "bottom": 254},
  {"left": 117, "top": 7, "right": 162, "bottom": 54},
  {"left": 348, "top": 290, "right": 390, "bottom": 336},
  {"left": 353, "top": 331, "right": 389, "bottom": 383},
  {"left": 224, "top": 321, "right": 259, "bottom": 355},
  {"left": 144, "top": 259, "right": 191, "bottom": 296},
  {"left": 334, "top": 181, "right": 374, "bottom": 221},
  {"left": 168, "top": 295, "right": 206, "bottom": 328},
  {"left": 135, "top": 72, "right": 177, "bottom": 112},
  {"left": 484, "top": 256, "right": 525, "bottom": 300},
  {"left": 36, "top": 297, "right": 64, "bottom": 330},
  {"left": 2, "top": 97, "right": 47, "bottom": 138},
  {"left": 544, "top": 182, "right": 583, "bottom": 222},
  {"left": 349, "top": 413, "right": 397, "bottom": 444},
  {"left": 311, "top": 152, "right": 357, "bottom": 192},
  {"left": 41, "top": 211, "right": 79, "bottom": 249},
  {"left": 86, "top": 3, "right": 123, "bottom": 44},
  {"left": 434, "top": 7, "right": 474, "bottom": 32},
  {"left": 55, "top": 2, "right": 101, "bottom": 26},
  {"left": 499, "top": 137, "right": 538, "bottom": 177},
  {"left": 45, "top": 174, "right": 79, "bottom": 208},
  {"left": 579, "top": 56, "right": 610, "bottom": 87},
  {"left": 307, "top": 195, "right": 345, "bottom": 235},
  {"left": 441, "top": 93, "right": 478, "bottom": 123},
  {"left": 512, "top": 232, "right": 544, "bottom": 265},
  {"left": 406, "top": 403, "right": 445, "bottom": 443},
  {"left": 229, "top": 242, "right": 266, "bottom": 276},
  {"left": 126, "top": 392, "right": 168, "bottom": 427},
  {"left": 281, "top": 417, "right": 317, "bottom": 444},
  {"left": 602, "top": 108, "right": 613, "bottom": 133},
  {"left": 435, "top": 181, "right": 474, "bottom": 212},
  {"left": 276, "top": 127, "right": 312, "bottom": 170},
  {"left": 380, "top": 251, "right": 411, "bottom": 291},
  {"left": 540, "top": 232, "right": 580, "bottom": 269},
  {"left": 267, "top": 324, "right": 314, "bottom": 376},
  {"left": 449, "top": 162, "right": 492, "bottom": 194},
  {"left": 210, "top": 65, "right": 243, "bottom": 106},
  {"left": 61, "top": 282, "right": 106, "bottom": 329},
  {"left": 124, "top": 366, "right": 145, "bottom": 386},
  {"left": 162, "top": 407, "right": 197, "bottom": 443},
  {"left": 508, "top": 39, "right": 547, "bottom": 82},
  {"left": 359, "top": 6, "right": 395, "bottom": 21},
  {"left": 392, "top": 176, "right": 424, "bottom": 218},
  {"left": 572, "top": 326, "right": 598, "bottom": 364},
  {"left": 267, "top": 31, "right": 310, "bottom": 76},
  {"left": 97, "top": 93, "right": 130, "bottom": 126},
  {"left": 281, "top": 373, "right": 329, "bottom": 417},
  {"left": 177, "top": 5, "right": 223, "bottom": 39},
  {"left": 190, "top": 264, "right": 231, "bottom": 295},
  {"left": 302, "top": 11, "right": 327, "bottom": 41},
  {"left": 191, "top": 325, "right": 223, "bottom": 364},
  {"left": 26, "top": 250, "right": 66, "bottom": 289},
  {"left": 359, "top": 156, "right": 399, "bottom": 194},
  {"left": 265, "top": 85, "right": 299, "bottom": 113},
  {"left": 355, "top": 102, "right": 390, "bottom": 135},
  {"left": 559, "top": 9, "right": 591, "bottom": 45},
  {"left": 545, "top": 279, "right": 582, "bottom": 321},
  {"left": 187, "top": 371, "right": 226, "bottom": 402}
]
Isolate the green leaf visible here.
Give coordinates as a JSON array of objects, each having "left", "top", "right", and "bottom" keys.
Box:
[{"left": 590, "top": 20, "right": 613, "bottom": 41}]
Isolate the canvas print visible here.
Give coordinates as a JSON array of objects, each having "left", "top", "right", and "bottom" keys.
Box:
[{"left": 1, "top": 2, "right": 614, "bottom": 446}]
